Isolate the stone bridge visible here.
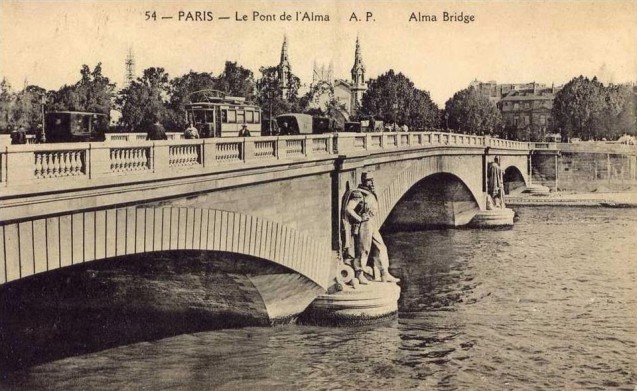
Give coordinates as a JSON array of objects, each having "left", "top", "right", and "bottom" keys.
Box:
[{"left": 0, "top": 132, "right": 532, "bottom": 320}]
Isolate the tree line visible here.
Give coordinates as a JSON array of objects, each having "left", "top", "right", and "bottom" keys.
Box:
[{"left": 1, "top": 61, "right": 634, "bottom": 140}]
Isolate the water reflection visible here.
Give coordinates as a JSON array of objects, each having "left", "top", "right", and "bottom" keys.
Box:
[{"left": 1, "top": 207, "right": 636, "bottom": 390}]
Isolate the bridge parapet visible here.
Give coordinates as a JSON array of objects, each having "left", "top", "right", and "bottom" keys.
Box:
[
  {"left": 335, "top": 131, "right": 487, "bottom": 153},
  {"left": 104, "top": 132, "right": 183, "bottom": 142},
  {"left": 0, "top": 134, "right": 337, "bottom": 190}
]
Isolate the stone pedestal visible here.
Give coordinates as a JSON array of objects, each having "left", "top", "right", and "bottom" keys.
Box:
[
  {"left": 524, "top": 184, "right": 551, "bottom": 196},
  {"left": 469, "top": 207, "right": 515, "bottom": 227},
  {"left": 301, "top": 281, "right": 401, "bottom": 326}
]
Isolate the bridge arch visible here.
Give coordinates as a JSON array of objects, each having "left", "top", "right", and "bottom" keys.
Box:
[
  {"left": 503, "top": 164, "right": 528, "bottom": 194},
  {"left": 0, "top": 207, "right": 332, "bottom": 289},
  {"left": 372, "top": 157, "right": 483, "bottom": 229}
]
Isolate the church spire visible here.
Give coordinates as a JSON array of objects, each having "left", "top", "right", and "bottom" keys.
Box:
[
  {"left": 350, "top": 36, "right": 367, "bottom": 108},
  {"left": 351, "top": 35, "right": 366, "bottom": 85},
  {"left": 278, "top": 35, "right": 291, "bottom": 99}
]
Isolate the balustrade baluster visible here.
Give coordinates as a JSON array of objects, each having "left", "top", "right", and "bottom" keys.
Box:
[
  {"left": 44, "top": 153, "right": 52, "bottom": 178},
  {"left": 70, "top": 151, "right": 79, "bottom": 175},
  {"left": 34, "top": 154, "right": 43, "bottom": 178}
]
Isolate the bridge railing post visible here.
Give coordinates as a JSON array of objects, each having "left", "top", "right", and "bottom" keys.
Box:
[
  {"left": 1, "top": 148, "right": 7, "bottom": 184},
  {"left": 243, "top": 137, "right": 256, "bottom": 162},
  {"left": 304, "top": 136, "right": 313, "bottom": 158},
  {"left": 3, "top": 146, "right": 35, "bottom": 184},
  {"left": 203, "top": 139, "right": 216, "bottom": 166},
  {"left": 153, "top": 141, "right": 170, "bottom": 172},
  {"left": 277, "top": 137, "right": 287, "bottom": 160},
  {"left": 90, "top": 143, "right": 111, "bottom": 177}
]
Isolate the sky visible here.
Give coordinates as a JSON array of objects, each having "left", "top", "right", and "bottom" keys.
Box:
[{"left": 1, "top": 0, "right": 636, "bottom": 106}]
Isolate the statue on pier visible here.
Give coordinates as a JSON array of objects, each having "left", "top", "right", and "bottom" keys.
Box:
[
  {"left": 487, "top": 156, "right": 506, "bottom": 209},
  {"left": 341, "top": 172, "right": 399, "bottom": 287}
]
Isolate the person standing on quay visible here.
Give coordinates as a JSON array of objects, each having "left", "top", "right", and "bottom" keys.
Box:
[{"left": 343, "top": 172, "right": 399, "bottom": 286}]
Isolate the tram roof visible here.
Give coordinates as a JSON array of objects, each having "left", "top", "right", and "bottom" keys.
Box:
[
  {"left": 186, "top": 100, "right": 259, "bottom": 108},
  {"left": 47, "top": 111, "right": 107, "bottom": 116}
]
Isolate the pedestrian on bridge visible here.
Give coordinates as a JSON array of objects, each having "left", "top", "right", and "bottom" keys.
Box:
[
  {"left": 238, "top": 124, "right": 251, "bottom": 137},
  {"left": 10, "top": 126, "right": 27, "bottom": 144},
  {"left": 184, "top": 122, "right": 200, "bottom": 139},
  {"left": 147, "top": 119, "right": 168, "bottom": 141}
]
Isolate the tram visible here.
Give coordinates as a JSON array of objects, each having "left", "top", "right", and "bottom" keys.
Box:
[
  {"left": 44, "top": 111, "right": 108, "bottom": 142},
  {"left": 185, "top": 90, "right": 262, "bottom": 138}
]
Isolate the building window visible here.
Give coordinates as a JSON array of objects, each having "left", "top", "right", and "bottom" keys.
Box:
[
  {"left": 540, "top": 115, "right": 546, "bottom": 125},
  {"left": 524, "top": 115, "right": 530, "bottom": 125},
  {"left": 525, "top": 102, "right": 530, "bottom": 109},
  {"left": 514, "top": 103, "right": 519, "bottom": 110},
  {"left": 514, "top": 117, "right": 519, "bottom": 126}
]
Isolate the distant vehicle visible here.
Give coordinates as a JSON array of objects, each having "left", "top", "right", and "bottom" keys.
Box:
[
  {"left": 312, "top": 116, "right": 335, "bottom": 134},
  {"left": 544, "top": 133, "right": 562, "bottom": 143},
  {"left": 261, "top": 118, "right": 279, "bottom": 136},
  {"left": 343, "top": 122, "right": 362, "bottom": 132},
  {"left": 185, "top": 89, "right": 262, "bottom": 138},
  {"left": 275, "top": 114, "right": 336, "bottom": 135},
  {"left": 44, "top": 111, "right": 108, "bottom": 142}
]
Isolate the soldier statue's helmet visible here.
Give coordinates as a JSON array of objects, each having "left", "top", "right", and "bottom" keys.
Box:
[{"left": 361, "top": 172, "right": 374, "bottom": 182}]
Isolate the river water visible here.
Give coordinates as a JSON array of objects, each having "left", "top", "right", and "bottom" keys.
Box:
[{"left": 2, "top": 206, "right": 636, "bottom": 390}]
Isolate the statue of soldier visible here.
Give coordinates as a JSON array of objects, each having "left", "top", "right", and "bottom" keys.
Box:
[
  {"left": 342, "top": 172, "right": 399, "bottom": 285},
  {"left": 487, "top": 156, "right": 506, "bottom": 209}
]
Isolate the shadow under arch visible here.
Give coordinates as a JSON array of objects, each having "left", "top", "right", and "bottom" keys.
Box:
[
  {"left": 503, "top": 165, "right": 527, "bottom": 194},
  {"left": 0, "top": 249, "right": 323, "bottom": 372},
  {"left": 383, "top": 172, "right": 481, "bottom": 232}
]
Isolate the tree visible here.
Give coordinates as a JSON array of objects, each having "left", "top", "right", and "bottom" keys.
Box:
[
  {"left": 215, "top": 61, "right": 256, "bottom": 101},
  {"left": 601, "top": 84, "right": 636, "bottom": 138},
  {"left": 47, "top": 63, "right": 114, "bottom": 115},
  {"left": 444, "top": 86, "right": 503, "bottom": 135},
  {"left": 552, "top": 76, "right": 605, "bottom": 141},
  {"left": 167, "top": 71, "right": 217, "bottom": 130},
  {"left": 360, "top": 70, "right": 440, "bottom": 130},
  {"left": 256, "top": 66, "right": 302, "bottom": 118},
  {"left": 12, "top": 85, "right": 47, "bottom": 130},
  {"left": 49, "top": 85, "right": 81, "bottom": 112},
  {"left": 0, "top": 78, "right": 15, "bottom": 131},
  {"left": 116, "top": 67, "right": 170, "bottom": 131},
  {"left": 75, "top": 63, "right": 115, "bottom": 114}
]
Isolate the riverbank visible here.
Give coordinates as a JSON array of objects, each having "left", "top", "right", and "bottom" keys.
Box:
[{"left": 505, "top": 190, "right": 637, "bottom": 207}]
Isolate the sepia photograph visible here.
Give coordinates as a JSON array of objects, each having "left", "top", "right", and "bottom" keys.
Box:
[{"left": 0, "top": 1, "right": 635, "bottom": 389}]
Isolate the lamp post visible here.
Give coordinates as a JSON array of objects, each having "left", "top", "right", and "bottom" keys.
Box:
[
  {"left": 40, "top": 94, "right": 47, "bottom": 143},
  {"left": 392, "top": 103, "right": 398, "bottom": 130}
]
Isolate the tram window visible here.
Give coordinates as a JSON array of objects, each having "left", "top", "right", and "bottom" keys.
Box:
[
  {"left": 194, "top": 111, "right": 207, "bottom": 124},
  {"left": 221, "top": 110, "right": 228, "bottom": 123},
  {"left": 246, "top": 111, "right": 254, "bottom": 123},
  {"left": 237, "top": 111, "right": 245, "bottom": 124},
  {"left": 255, "top": 112, "right": 260, "bottom": 123},
  {"left": 206, "top": 110, "right": 215, "bottom": 123},
  {"left": 227, "top": 110, "right": 236, "bottom": 123}
]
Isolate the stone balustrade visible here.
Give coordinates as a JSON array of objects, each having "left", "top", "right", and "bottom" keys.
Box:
[
  {"left": 104, "top": 132, "right": 183, "bottom": 142},
  {"left": 0, "top": 132, "right": 532, "bottom": 189}
]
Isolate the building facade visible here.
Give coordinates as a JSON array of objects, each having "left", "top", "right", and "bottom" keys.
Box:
[{"left": 470, "top": 80, "right": 562, "bottom": 140}]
